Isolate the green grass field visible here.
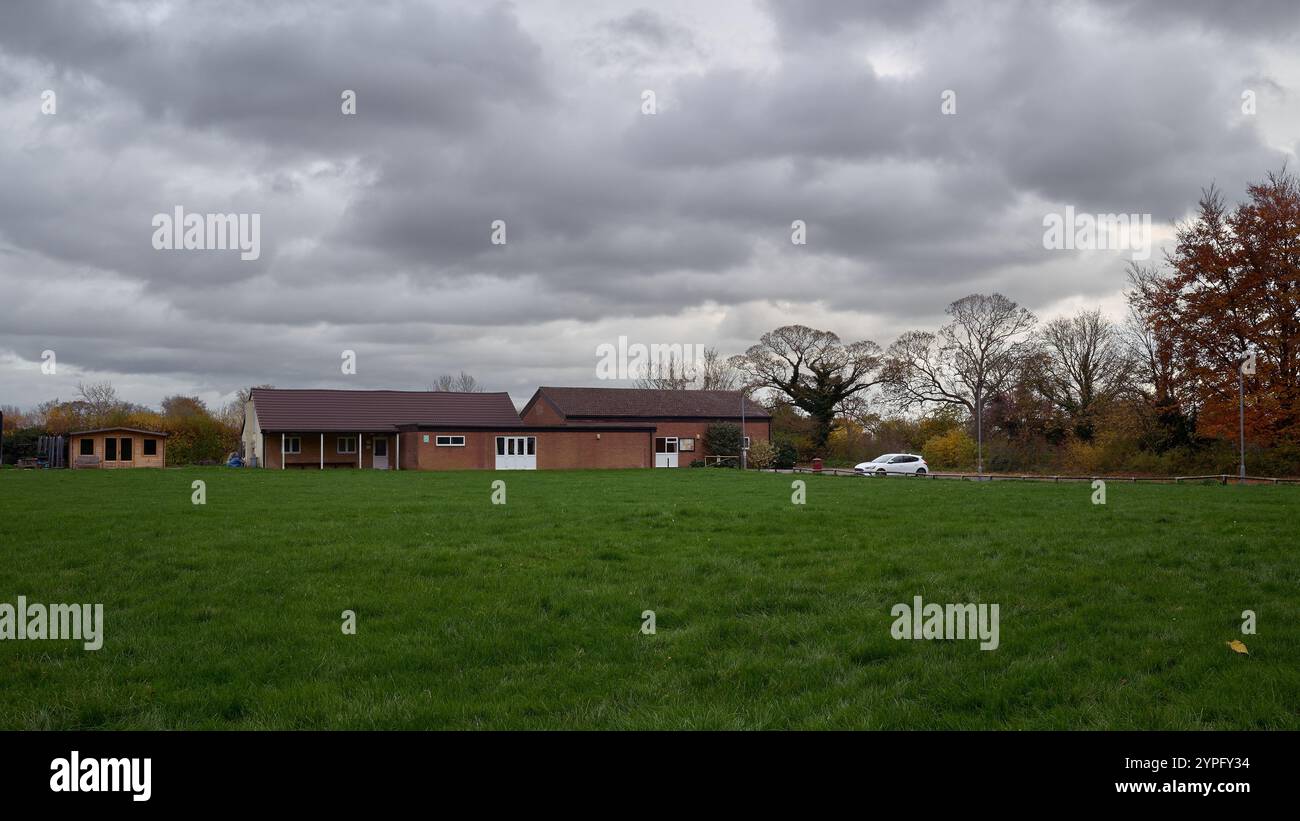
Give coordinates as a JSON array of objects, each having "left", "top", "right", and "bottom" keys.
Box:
[{"left": 1, "top": 467, "right": 1296, "bottom": 729}]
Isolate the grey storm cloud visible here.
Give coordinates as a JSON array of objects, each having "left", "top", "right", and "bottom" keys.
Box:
[{"left": 0, "top": 0, "right": 1296, "bottom": 410}]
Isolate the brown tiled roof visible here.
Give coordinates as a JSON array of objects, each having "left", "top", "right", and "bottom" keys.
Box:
[
  {"left": 533, "top": 387, "right": 770, "bottom": 419},
  {"left": 251, "top": 388, "right": 522, "bottom": 432}
]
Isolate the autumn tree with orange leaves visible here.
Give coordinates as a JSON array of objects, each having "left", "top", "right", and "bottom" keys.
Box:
[{"left": 1130, "top": 169, "right": 1300, "bottom": 447}]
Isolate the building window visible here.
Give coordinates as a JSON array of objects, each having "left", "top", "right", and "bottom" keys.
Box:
[
  {"left": 105, "top": 437, "right": 117, "bottom": 461},
  {"left": 143, "top": 439, "right": 157, "bottom": 456},
  {"left": 679, "top": 437, "right": 695, "bottom": 452},
  {"left": 120, "top": 438, "right": 133, "bottom": 461},
  {"left": 284, "top": 436, "right": 301, "bottom": 454},
  {"left": 79, "top": 439, "right": 94, "bottom": 456},
  {"left": 526, "top": 437, "right": 535, "bottom": 455},
  {"left": 743, "top": 436, "right": 751, "bottom": 449},
  {"left": 337, "top": 436, "right": 358, "bottom": 454},
  {"left": 435, "top": 435, "right": 465, "bottom": 447},
  {"left": 496, "top": 437, "right": 505, "bottom": 456}
]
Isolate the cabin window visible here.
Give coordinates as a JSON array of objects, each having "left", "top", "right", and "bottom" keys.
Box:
[
  {"left": 337, "top": 436, "right": 358, "bottom": 454},
  {"left": 80, "top": 439, "right": 94, "bottom": 456},
  {"left": 120, "top": 438, "right": 133, "bottom": 461},
  {"left": 143, "top": 439, "right": 157, "bottom": 456},
  {"left": 105, "top": 437, "right": 117, "bottom": 461},
  {"left": 435, "top": 435, "right": 465, "bottom": 447},
  {"left": 284, "top": 437, "right": 301, "bottom": 454}
]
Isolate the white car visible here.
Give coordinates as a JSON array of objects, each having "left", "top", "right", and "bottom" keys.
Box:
[{"left": 854, "top": 453, "right": 929, "bottom": 476}]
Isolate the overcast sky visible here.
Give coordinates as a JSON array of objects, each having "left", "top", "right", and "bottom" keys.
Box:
[{"left": 2, "top": 0, "right": 1297, "bottom": 411}]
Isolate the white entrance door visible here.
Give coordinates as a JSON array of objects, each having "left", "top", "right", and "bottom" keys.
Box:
[
  {"left": 373, "top": 436, "right": 389, "bottom": 470},
  {"left": 495, "top": 436, "right": 537, "bottom": 470},
  {"left": 654, "top": 437, "right": 679, "bottom": 468}
]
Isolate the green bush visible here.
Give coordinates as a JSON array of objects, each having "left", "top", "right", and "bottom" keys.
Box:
[
  {"left": 921, "top": 428, "right": 975, "bottom": 471},
  {"left": 773, "top": 440, "right": 799, "bottom": 470},
  {"left": 703, "top": 422, "right": 743, "bottom": 460}
]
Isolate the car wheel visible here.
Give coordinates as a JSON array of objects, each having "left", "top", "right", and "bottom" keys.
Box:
[
  {"left": 876, "top": 468, "right": 887, "bottom": 477},
  {"left": 916, "top": 467, "right": 926, "bottom": 475}
]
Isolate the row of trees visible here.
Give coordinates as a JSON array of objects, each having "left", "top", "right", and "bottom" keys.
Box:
[
  {"left": 722, "top": 168, "right": 1300, "bottom": 475},
  {"left": 1, "top": 382, "right": 245, "bottom": 465}
]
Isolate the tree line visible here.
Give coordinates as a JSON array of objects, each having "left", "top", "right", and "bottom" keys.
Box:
[{"left": 722, "top": 168, "right": 1299, "bottom": 475}]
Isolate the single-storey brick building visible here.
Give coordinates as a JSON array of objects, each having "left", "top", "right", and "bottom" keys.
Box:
[
  {"left": 69, "top": 427, "right": 168, "bottom": 469},
  {"left": 522, "top": 386, "right": 770, "bottom": 467},
  {"left": 241, "top": 386, "right": 769, "bottom": 471}
]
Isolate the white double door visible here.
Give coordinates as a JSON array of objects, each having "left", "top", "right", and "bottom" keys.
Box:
[
  {"left": 495, "top": 435, "right": 537, "bottom": 470},
  {"left": 654, "top": 437, "right": 678, "bottom": 468}
]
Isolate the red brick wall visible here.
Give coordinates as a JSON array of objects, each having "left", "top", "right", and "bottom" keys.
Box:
[
  {"left": 406, "top": 431, "right": 496, "bottom": 470},
  {"left": 402, "top": 430, "right": 652, "bottom": 470},
  {"left": 520, "top": 398, "right": 566, "bottom": 425},
  {"left": 647, "top": 419, "right": 771, "bottom": 465},
  {"left": 535, "top": 429, "right": 651, "bottom": 469}
]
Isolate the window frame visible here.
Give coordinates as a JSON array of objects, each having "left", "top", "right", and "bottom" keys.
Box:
[
  {"left": 119, "top": 437, "right": 133, "bottom": 462},
  {"left": 435, "top": 435, "right": 466, "bottom": 447},
  {"left": 337, "top": 436, "right": 358, "bottom": 455},
  {"left": 79, "top": 438, "right": 95, "bottom": 456},
  {"left": 142, "top": 439, "right": 157, "bottom": 457},
  {"left": 284, "top": 436, "right": 302, "bottom": 455}
]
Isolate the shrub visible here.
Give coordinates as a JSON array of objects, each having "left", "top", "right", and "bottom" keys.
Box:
[
  {"left": 773, "top": 440, "right": 799, "bottom": 470},
  {"left": 921, "top": 428, "right": 975, "bottom": 471},
  {"left": 747, "top": 439, "right": 775, "bottom": 470},
  {"left": 703, "top": 422, "right": 743, "bottom": 460}
]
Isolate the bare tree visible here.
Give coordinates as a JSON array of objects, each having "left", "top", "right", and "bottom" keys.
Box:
[
  {"left": 634, "top": 346, "right": 738, "bottom": 391},
  {"left": 730, "top": 325, "right": 882, "bottom": 451},
  {"left": 433, "top": 372, "right": 484, "bottom": 392},
  {"left": 76, "top": 381, "right": 122, "bottom": 427},
  {"left": 882, "top": 293, "right": 1036, "bottom": 473},
  {"left": 1033, "top": 309, "right": 1135, "bottom": 440}
]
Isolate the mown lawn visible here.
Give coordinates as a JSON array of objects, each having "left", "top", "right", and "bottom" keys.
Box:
[{"left": 0, "top": 467, "right": 1296, "bottom": 729}]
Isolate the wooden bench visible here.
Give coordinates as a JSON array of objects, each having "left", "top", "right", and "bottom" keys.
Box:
[
  {"left": 15, "top": 458, "right": 41, "bottom": 469},
  {"left": 74, "top": 455, "right": 101, "bottom": 469}
]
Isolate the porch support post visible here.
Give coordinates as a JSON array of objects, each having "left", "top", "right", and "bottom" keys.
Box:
[
  {"left": 281, "top": 433, "right": 285, "bottom": 470},
  {"left": 320, "top": 433, "right": 324, "bottom": 469},
  {"left": 396, "top": 433, "right": 400, "bottom": 471},
  {"left": 358, "top": 433, "right": 362, "bottom": 469}
]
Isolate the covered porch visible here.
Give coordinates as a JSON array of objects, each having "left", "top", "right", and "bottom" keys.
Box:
[{"left": 268, "top": 431, "right": 400, "bottom": 470}]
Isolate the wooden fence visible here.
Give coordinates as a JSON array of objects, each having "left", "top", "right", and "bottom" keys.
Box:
[{"left": 783, "top": 467, "right": 1300, "bottom": 485}]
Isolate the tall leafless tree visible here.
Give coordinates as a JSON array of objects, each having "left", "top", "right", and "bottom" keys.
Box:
[
  {"left": 635, "top": 346, "right": 738, "bottom": 391},
  {"left": 76, "top": 380, "right": 122, "bottom": 427},
  {"left": 1033, "top": 309, "right": 1135, "bottom": 440},
  {"left": 882, "top": 293, "right": 1036, "bottom": 472}
]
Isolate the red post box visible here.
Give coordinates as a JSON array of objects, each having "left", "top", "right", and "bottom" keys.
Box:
[{"left": 812, "top": 457, "right": 823, "bottom": 473}]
